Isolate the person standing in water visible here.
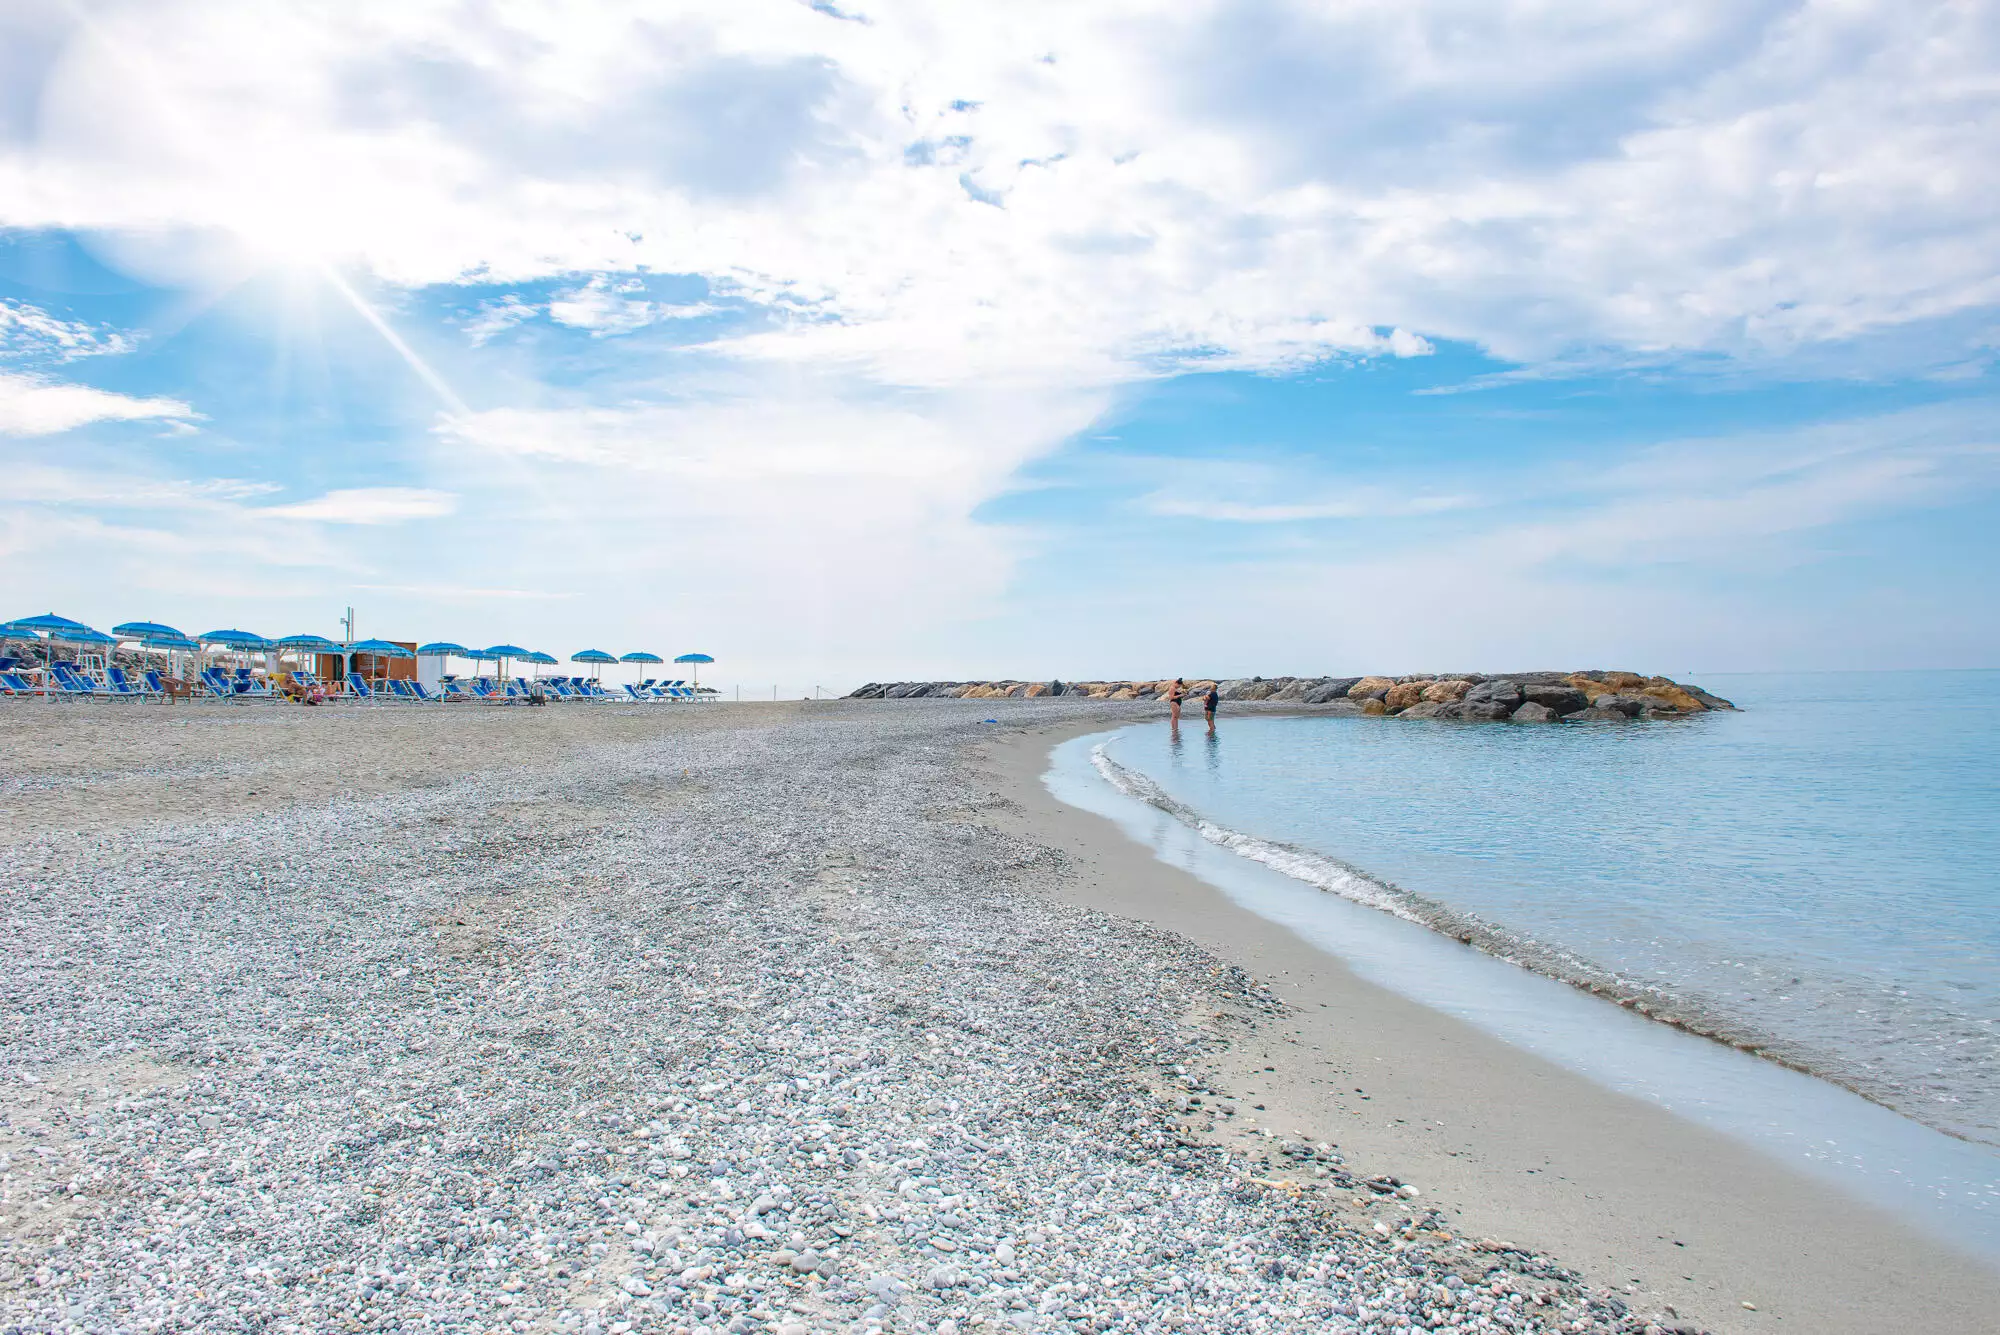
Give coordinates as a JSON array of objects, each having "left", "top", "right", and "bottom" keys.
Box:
[
  {"left": 1167, "top": 677, "right": 1186, "bottom": 724},
  {"left": 1203, "top": 682, "right": 1220, "bottom": 733}
]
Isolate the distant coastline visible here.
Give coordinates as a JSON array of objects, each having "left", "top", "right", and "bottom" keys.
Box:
[{"left": 850, "top": 670, "right": 1735, "bottom": 721}]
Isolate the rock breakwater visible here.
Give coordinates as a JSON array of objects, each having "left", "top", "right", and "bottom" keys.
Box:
[{"left": 849, "top": 671, "right": 1735, "bottom": 721}]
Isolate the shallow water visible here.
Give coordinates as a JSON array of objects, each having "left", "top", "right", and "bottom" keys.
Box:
[
  {"left": 1092, "top": 672, "right": 2000, "bottom": 1146},
  {"left": 1045, "top": 718, "right": 2000, "bottom": 1260}
]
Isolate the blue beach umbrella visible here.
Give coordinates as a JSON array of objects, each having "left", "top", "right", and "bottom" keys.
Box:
[
  {"left": 199, "top": 629, "right": 270, "bottom": 676},
  {"left": 673, "top": 652, "right": 715, "bottom": 687},
  {"left": 571, "top": 648, "right": 616, "bottom": 684},
  {"left": 9, "top": 613, "right": 93, "bottom": 635},
  {"left": 346, "top": 639, "right": 413, "bottom": 694},
  {"left": 112, "top": 620, "right": 185, "bottom": 640},
  {"left": 273, "top": 635, "right": 340, "bottom": 683},
  {"left": 620, "top": 650, "right": 663, "bottom": 689},
  {"left": 418, "top": 640, "right": 469, "bottom": 682},
  {"left": 200, "top": 629, "right": 269, "bottom": 649},
  {"left": 481, "top": 643, "right": 532, "bottom": 680}
]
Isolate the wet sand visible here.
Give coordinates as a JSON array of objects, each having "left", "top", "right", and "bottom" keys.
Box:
[{"left": 978, "top": 718, "right": 2000, "bottom": 1335}]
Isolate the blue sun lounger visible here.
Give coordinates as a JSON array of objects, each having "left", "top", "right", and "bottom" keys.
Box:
[
  {"left": 48, "top": 662, "right": 96, "bottom": 696},
  {"left": 346, "top": 672, "right": 375, "bottom": 700},
  {"left": 105, "top": 666, "right": 153, "bottom": 699},
  {"left": 0, "top": 670, "right": 36, "bottom": 695}
]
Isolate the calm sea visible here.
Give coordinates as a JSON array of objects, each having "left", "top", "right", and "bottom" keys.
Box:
[{"left": 1091, "top": 671, "right": 2000, "bottom": 1146}]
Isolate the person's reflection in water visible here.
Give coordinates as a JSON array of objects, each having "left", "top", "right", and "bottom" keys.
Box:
[
  {"left": 1168, "top": 716, "right": 1184, "bottom": 768},
  {"left": 1205, "top": 726, "right": 1221, "bottom": 773}
]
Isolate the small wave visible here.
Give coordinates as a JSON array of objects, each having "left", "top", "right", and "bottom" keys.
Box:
[{"left": 1087, "top": 741, "right": 1891, "bottom": 1106}]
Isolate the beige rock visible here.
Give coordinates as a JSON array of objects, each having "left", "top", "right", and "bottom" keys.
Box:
[
  {"left": 1566, "top": 675, "right": 1613, "bottom": 701},
  {"left": 1602, "top": 670, "right": 1647, "bottom": 688},
  {"left": 1348, "top": 675, "right": 1395, "bottom": 700},
  {"left": 1640, "top": 684, "right": 1706, "bottom": 713},
  {"left": 1359, "top": 697, "right": 1388, "bottom": 716},
  {"left": 1422, "top": 679, "right": 1472, "bottom": 703},
  {"left": 1384, "top": 682, "right": 1428, "bottom": 712},
  {"left": 1107, "top": 687, "right": 1139, "bottom": 700},
  {"left": 1021, "top": 683, "right": 1049, "bottom": 698}
]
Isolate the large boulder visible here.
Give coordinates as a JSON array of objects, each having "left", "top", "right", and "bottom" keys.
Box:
[
  {"left": 1458, "top": 699, "right": 1516, "bottom": 721},
  {"left": 1394, "top": 674, "right": 1438, "bottom": 685},
  {"left": 1421, "top": 679, "right": 1473, "bottom": 703},
  {"left": 1347, "top": 675, "right": 1396, "bottom": 701},
  {"left": 1569, "top": 704, "right": 1634, "bottom": 722},
  {"left": 1268, "top": 679, "right": 1312, "bottom": 702},
  {"left": 1520, "top": 683, "right": 1589, "bottom": 715},
  {"left": 1511, "top": 701, "right": 1558, "bottom": 723},
  {"left": 1593, "top": 693, "right": 1647, "bottom": 717},
  {"left": 1384, "top": 681, "right": 1429, "bottom": 712},
  {"left": 1045, "top": 680, "right": 1067, "bottom": 697},
  {"left": 1639, "top": 684, "right": 1706, "bottom": 713},
  {"left": 1462, "top": 679, "right": 1523, "bottom": 711},
  {"left": 1215, "top": 678, "right": 1255, "bottom": 700},
  {"left": 1304, "top": 677, "right": 1361, "bottom": 703},
  {"left": 1685, "top": 684, "right": 1736, "bottom": 711},
  {"left": 1397, "top": 700, "right": 1448, "bottom": 720},
  {"left": 1358, "top": 697, "right": 1388, "bottom": 715},
  {"left": 1321, "top": 698, "right": 1365, "bottom": 715}
]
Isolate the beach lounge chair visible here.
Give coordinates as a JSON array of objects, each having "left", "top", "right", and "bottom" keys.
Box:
[
  {"left": 105, "top": 666, "right": 151, "bottom": 699},
  {"left": 406, "top": 680, "right": 443, "bottom": 703},
  {"left": 0, "top": 670, "right": 35, "bottom": 695},
  {"left": 346, "top": 672, "right": 375, "bottom": 700},
  {"left": 48, "top": 662, "right": 95, "bottom": 697},
  {"left": 623, "top": 683, "right": 654, "bottom": 702},
  {"left": 439, "top": 677, "right": 470, "bottom": 702}
]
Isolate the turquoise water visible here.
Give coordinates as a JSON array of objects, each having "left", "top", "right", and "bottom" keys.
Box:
[{"left": 1093, "top": 672, "right": 2000, "bottom": 1145}]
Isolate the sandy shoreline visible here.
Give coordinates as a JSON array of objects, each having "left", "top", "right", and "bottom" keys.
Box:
[
  {"left": 2, "top": 697, "right": 1992, "bottom": 1335},
  {"left": 977, "top": 717, "right": 2000, "bottom": 1333}
]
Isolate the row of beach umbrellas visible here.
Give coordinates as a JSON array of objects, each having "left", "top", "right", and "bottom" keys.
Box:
[{"left": 1, "top": 613, "right": 715, "bottom": 685}]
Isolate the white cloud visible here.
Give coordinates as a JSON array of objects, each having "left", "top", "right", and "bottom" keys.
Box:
[
  {"left": 461, "top": 295, "right": 537, "bottom": 346},
  {"left": 260, "top": 487, "right": 457, "bottom": 525},
  {"left": 547, "top": 277, "right": 718, "bottom": 337},
  {"left": 1, "top": 1, "right": 1990, "bottom": 384},
  {"left": 0, "top": 298, "right": 134, "bottom": 361},
  {"left": 0, "top": 372, "right": 192, "bottom": 436}
]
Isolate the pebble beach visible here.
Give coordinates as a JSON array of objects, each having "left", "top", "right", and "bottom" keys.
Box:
[{"left": 0, "top": 699, "right": 1679, "bottom": 1335}]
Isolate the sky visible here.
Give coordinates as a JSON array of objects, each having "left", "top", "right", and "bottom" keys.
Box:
[{"left": 1, "top": 0, "right": 1996, "bottom": 691}]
